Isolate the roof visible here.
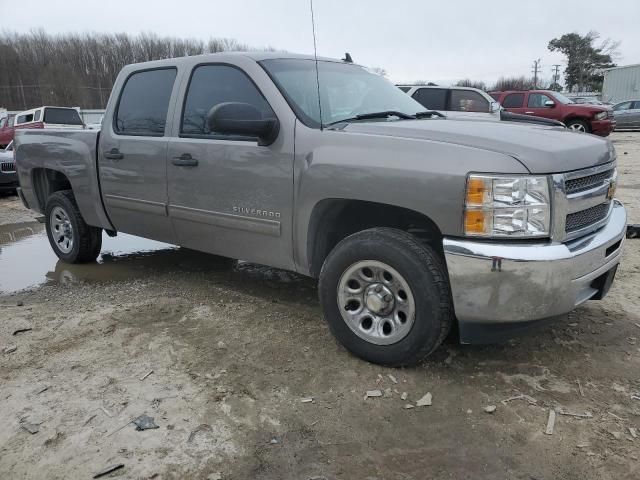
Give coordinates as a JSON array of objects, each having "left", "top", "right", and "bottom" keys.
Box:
[{"left": 604, "top": 63, "right": 640, "bottom": 71}]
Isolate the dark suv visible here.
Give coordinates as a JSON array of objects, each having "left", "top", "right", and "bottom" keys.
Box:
[{"left": 489, "top": 90, "right": 615, "bottom": 136}]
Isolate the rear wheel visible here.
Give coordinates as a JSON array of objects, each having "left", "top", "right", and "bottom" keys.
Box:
[
  {"left": 566, "top": 119, "right": 590, "bottom": 133},
  {"left": 319, "top": 228, "right": 453, "bottom": 366},
  {"left": 45, "top": 190, "right": 102, "bottom": 263}
]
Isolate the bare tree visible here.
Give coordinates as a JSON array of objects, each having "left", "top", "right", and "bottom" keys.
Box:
[
  {"left": 0, "top": 30, "right": 264, "bottom": 110},
  {"left": 455, "top": 79, "right": 487, "bottom": 91},
  {"left": 491, "top": 76, "right": 536, "bottom": 92}
]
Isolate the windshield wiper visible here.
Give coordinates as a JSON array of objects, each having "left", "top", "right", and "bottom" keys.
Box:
[
  {"left": 325, "top": 110, "right": 415, "bottom": 127},
  {"left": 415, "top": 110, "right": 446, "bottom": 118}
]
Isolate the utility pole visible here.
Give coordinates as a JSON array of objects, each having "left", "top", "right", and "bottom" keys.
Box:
[
  {"left": 531, "top": 59, "right": 541, "bottom": 89},
  {"left": 551, "top": 64, "right": 561, "bottom": 90}
]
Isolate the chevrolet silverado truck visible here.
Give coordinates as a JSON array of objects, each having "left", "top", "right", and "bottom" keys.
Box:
[{"left": 14, "top": 53, "right": 626, "bottom": 366}]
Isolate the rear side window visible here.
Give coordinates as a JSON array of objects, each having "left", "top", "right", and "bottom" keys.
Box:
[
  {"left": 450, "top": 90, "right": 490, "bottom": 112},
  {"left": 16, "top": 113, "right": 34, "bottom": 124},
  {"left": 502, "top": 93, "right": 525, "bottom": 108},
  {"left": 34, "top": 110, "right": 41, "bottom": 122},
  {"left": 412, "top": 88, "right": 447, "bottom": 110},
  {"left": 115, "top": 68, "right": 177, "bottom": 136},
  {"left": 181, "top": 64, "right": 275, "bottom": 138},
  {"left": 44, "top": 108, "right": 82, "bottom": 125}
]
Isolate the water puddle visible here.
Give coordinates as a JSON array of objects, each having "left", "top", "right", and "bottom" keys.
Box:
[{"left": 0, "top": 221, "right": 314, "bottom": 296}]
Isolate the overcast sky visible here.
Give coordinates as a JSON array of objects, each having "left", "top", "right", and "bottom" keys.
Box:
[{"left": 1, "top": 0, "right": 638, "bottom": 86}]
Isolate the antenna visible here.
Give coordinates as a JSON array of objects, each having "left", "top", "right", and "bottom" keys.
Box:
[{"left": 310, "top": 0, "right": 323, "bottom": 130}]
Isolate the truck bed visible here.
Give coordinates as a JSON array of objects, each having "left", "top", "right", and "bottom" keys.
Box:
[{"left": 14, "top": 128, "right": 113, "bottom": 230}]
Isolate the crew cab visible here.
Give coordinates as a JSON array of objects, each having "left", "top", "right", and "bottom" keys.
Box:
[
  {"left": 14, "top": 53, "right": 626, "bottom": 366},
  {"left": 400, "top": 85, "right": 564, "bottom": 127},
  {"left": 489, "top": 90, "right": 616, "bottom": 136}
]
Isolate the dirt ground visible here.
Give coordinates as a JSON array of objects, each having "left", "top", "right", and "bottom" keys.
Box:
[{"left": 1, "top": 131, "right": 640, "bottom": 480}]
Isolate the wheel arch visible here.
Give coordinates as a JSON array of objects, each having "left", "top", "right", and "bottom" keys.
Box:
[
  {"left": 32, "top": 168, "right": 72, "bottom": 212},
  {"left": 306, "top": 198, "right": 445, "bottom": 278}
]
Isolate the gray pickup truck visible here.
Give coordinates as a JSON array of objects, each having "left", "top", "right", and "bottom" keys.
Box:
[{"left": 15, "top": 52, "right": 626, "bottom": 366}]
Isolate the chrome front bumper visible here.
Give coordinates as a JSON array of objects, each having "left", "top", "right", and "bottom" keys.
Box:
[{"left": 443, "top": 200, "right": 626, "bottom": 325}]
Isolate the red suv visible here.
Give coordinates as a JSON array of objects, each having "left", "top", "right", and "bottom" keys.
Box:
[
  {"left": 0, "top": 115, "right": 15, "bottom": 148},
  {"left": 489, "top": 90, "right": 615, "bottom": 136}
]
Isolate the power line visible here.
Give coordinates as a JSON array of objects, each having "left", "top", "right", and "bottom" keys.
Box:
[{"left": 551, "top": 64, "right": 561, "bottom": 87}]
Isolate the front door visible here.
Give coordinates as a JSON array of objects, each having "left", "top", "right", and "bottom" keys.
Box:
[
  {"left": 98, "top": 67, "right": 178, "bottom": 243},
  {"left": 524, "top": 92, "right": 563, "bottom": 121},
  {"left": 166, "top": 63, "right": 294, "bottom": 270}
]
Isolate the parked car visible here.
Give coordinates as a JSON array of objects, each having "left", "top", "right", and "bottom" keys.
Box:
[
  {"left": 489, "top": 90, "right": 616, "bottom": 135},
  {"left": 570, "top": 96, "right": 607, "bottom": 105},
  {"left": 14, "top": 106, "right": 85, "bottom": 132},
  {"left": 0, "top": 141, "right": 18, "bottom": 194},
  {"left": 15, "top": 52, "right": 625, "bottom": 366},
  {"left": 612, "top": 100, "right": 640, "bottom": 129},
  {"left": 0, "top": 114, "right": 16, "bottom": 148},
  {"left": 400, "top": 85, "right": 564, "bottom": 127}
]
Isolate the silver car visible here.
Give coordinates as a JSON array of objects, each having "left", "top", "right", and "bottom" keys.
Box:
[{"left": 612, "top": 100, "right": 640, "bottom": 129}]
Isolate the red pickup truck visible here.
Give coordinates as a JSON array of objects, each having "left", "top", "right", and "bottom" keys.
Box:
[
  {"left": 0, "top": 115, "right": 15, "bottom": 148},
  {"left": 489, "top": 90, "right": 615, "bottom": 136}
]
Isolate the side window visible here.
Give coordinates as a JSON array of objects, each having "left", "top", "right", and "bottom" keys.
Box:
[
  {"left": 489, "top": 93, "right": 501, "bottom": 101},
  {"left": 502, "top": 93, "right": 525, "bottom": 108},
  {"left": 450, "top": 90, "right": 490, "bottom": 112},
  {"left": 614, "top": 102, "right": 632, "bottom": 111},
  {"left": 8, "top": 116, "right": 14, "bottom": 127},
  {"left": 634, "top": 101, "right": 640, "bottom": 109},
  {"left": 181, "top": 64, "right": 276, "bottom": 138},
  {"left": 0, "top": 118, "right": 5, "bottom": 128},
  {"left": 115, "top": 68, "right": 177, "bottom": 136},
  {"left": 411, "top": 88, "right": 447, "bottom": 110},
  {"left": 527, "top": 93, "right": 553, "bottom": 108},
  {"left": 34, "top": 110, "right": 41, "bottom": 121},
  {"left": 17, "top": 113, "right": 34, "bottom": 124}
]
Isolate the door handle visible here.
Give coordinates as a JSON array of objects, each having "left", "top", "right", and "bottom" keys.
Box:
[
  {"left": 525, "top": 111, "right": 535, "bottom": 115},
  {"left": 104, "top": 148, "right": 124, "bottom": 160},
  {"left": 172, "top": 153, "right": 198, "bottom": 167}
]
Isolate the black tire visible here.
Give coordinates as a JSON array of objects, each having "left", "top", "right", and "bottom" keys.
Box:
[
  {"left": 566, "top": 119, "right": 590, "bottom": 133},
  {"left": 318, "top": 227, "right": 453, "bottom": 366},
  {"left": 45, "top": 190, "right": 102, "bottom": 263}
]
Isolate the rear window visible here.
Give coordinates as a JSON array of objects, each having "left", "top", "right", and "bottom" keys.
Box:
[
  {"left": 16, "top": 113, "right": 34, "bottom": 124},
  {"left": 412, "top": 88, "right": 448, "bottom": 110},
  {"left": 115, "top": 68, "right": 177, "bottom": 136},
  {"left": 44, "top": 108, "right": 82, "bottom": 125},
  {"left": 502, "top": 93, "right": 525, "bottom": 108}
]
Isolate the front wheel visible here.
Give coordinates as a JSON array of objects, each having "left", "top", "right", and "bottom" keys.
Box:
[
  {"left": 45, "top": 190, "right": 102, "bottom": 263},
  {"left": 318, "top": 228, "right": 453, "bottom": 366},
  {"left": 566, "top": 119, "right": 590, "bottom": 133}
]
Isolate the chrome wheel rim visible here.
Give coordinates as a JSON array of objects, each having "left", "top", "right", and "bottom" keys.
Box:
[
  {"left": 569, "top": 123, "right": 586, "bottom": 132},
  {"left": 50, "top": 206, "right": 74, "bottom": 254},
  {"left": 337, "top": 260, "right": 416, "bottom": 345}
]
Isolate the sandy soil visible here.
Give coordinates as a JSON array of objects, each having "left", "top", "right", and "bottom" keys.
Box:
[{"left": 1, "top": 132, "right": 639, "bottom": 480}]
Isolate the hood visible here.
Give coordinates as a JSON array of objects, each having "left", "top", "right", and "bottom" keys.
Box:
[
  {"left": 342, "top": 119, "right": 612, "bottom": 174},
  {"left": 567, "top": 103, "right": 611, "bottom": 112}
]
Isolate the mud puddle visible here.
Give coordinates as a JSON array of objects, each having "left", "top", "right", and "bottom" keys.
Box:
[
  {"left": 0, "top": 221, "right": 315, "bottom": 297},
  {"left": 0, "top": 221, "right": 179, "bottom": 293}
]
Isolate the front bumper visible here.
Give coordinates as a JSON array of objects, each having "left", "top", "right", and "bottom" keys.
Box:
[
  {"left": 591, "top": 119, "right": 616, "bottom": 136},
  {"left": 0, "top": 171, "right": 18, "bottom": 191},
  {"left": 443, "top": 201, "right": 626, "bottom": 331}
]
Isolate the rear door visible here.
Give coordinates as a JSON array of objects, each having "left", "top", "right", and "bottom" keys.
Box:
[
  {"left": 500, "top": 92, "right": 526, "bottom": 114},
  {"left": 631, "top": 101, "right": 640, "bottom": 127},
  {"left": 166, "top": 61, "right": 295, "bottom": 269},
  {"left": 612, "top": 101, "right": 633, "bottom": 127},
  {"left": 98, "top": 67, "right": 179, "bottom": 243},
  {"left": 411, "top": 87, "right": 449, "bottom": 112}
]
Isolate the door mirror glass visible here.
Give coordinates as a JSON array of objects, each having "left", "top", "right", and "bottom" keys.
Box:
[
  {"left": 544, "top": 100, "right": 555, "bottom": 108},
  {"left": 207, "top": 102, "right": 279, "bottom": 146},
  {"left": 490, "top": 101, "right": 501, "bottom": 113}
]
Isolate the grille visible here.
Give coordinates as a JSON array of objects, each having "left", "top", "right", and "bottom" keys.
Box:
[
  {"left": 565, "top": 169, "right": 613, "bottom": 195},
  {"left": 566, "top": 203, "right": 610, "bottom": 233},
  {"left": 0, "top": 162, "right": 15, "bottom": 173}
]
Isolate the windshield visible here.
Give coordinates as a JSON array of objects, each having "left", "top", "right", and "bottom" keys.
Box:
[
  {"left": 260, "top": 59, "right": 426, "bottom": 127},
  {"left": 551, "top": 92, "right": 574, "bottom": 104}
]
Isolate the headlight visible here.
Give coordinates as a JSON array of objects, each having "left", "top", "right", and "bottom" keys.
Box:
[
  {"left": 594, "top": 111, "right": 607, "bottom": 120},
  {"left": 464, "top": 174, "right": 551, "bottom": 237}
]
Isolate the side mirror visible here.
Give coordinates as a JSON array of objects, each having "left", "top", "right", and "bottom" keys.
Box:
[
  {"left": 489, "top": 101, "right": 501, "bottom": 113},
  {"left": 544, "top": 100, "right": 555, "bottom": 108},
  {"left": 207, "top": 102, "right": 279, "bottom": 146}
]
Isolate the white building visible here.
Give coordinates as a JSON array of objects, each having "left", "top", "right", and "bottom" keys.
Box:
[{"left": 602, "top": 64, "right": 640, "bottom": 103}]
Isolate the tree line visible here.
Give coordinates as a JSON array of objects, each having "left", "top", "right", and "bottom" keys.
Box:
[{"left": 0, "top": 30, "right": 257, "bottom": 111}]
